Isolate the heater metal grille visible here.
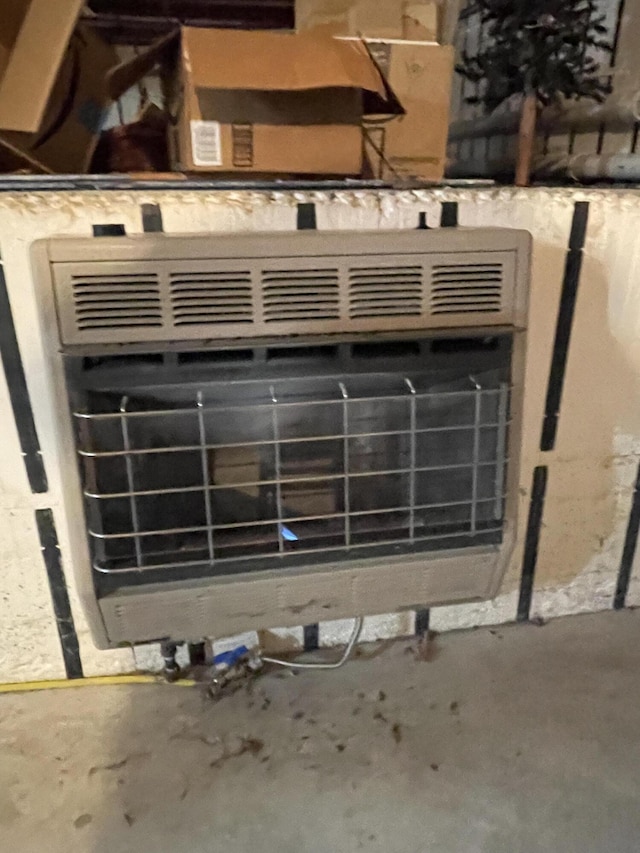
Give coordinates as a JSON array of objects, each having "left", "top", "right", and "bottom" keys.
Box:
[{"left": 74, "top": 369, "right": 509, "bottom": 584}]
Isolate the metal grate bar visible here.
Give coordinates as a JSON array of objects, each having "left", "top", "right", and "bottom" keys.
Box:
[
  {"left": 88, "top": 494, "right": 507, "bottom": 541},
  {"left": 120, "top": 396, "right": 142, "bottom": 569},
  {"left": 405, "top": 378, "right": 417, "bottom": 542},
  {"left": 339, "top": 381, "right": 351, "bottom": 547},
  {"left": 494, "top": 382, "right": 509, "bottom": 519},
  {"left": 270, "top": 385, "right": 284, "bottom": 553},
  {"left": 470, "top": 376, "right": 482, "bottom": 534},
  {"left": 74, "top": 385, "right": 509, "bottom": 422},
  {"left": 83, "top": 458, "right": 507, "bottom": 498},
  {"left": 92, "top": 525, "right": 504, "bottom": 575},
  {"left": 77, "top": 420, "right": 512, "bottom": 460},
  {"left": 197, "top": 391, "right": 215, "bottom": 565}
]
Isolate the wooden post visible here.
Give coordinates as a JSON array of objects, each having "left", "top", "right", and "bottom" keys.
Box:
[{"left": 515, "top": 92, "right": 538, "bottom": 187}]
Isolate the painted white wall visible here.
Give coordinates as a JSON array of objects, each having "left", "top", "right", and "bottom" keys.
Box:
[{"left": 0, "top": 187, "right": 639, "bottom": 682}]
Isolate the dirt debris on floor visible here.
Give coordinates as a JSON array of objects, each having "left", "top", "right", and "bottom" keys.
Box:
[{"left": 3, "top": 610, "right": 640, "bottom": 853}]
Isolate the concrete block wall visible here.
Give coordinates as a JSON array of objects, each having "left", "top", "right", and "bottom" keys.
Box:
[{"left": 1, "top": 187, "right": 639, "bottom": 681}]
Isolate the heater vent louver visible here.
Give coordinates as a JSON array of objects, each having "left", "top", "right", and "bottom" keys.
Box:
[
  {"left": 170, "top": 270, "right": 253, "bottom": 325},
  {"left": 430, "top": 263, "right": 503, "bottom": 315},
  {"left": 261, "top": 268, "right": 340, "bottom": 322},
  {"left": 72, "top": 274, "right": 162, "bottom": 330},
  {"left": 348, "top": 265, "right": 423, "bottom": 318},
  {"left": 50, "top": 232, "right": 524, "bottom": 345}
]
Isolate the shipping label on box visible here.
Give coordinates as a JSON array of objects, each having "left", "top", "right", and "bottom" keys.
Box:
[{"left": 190, "top": 120, "right": 223, "bottom": 167}]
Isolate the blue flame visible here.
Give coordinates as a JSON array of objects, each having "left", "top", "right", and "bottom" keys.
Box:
[{"left": 280, "top": 525, "right": 298, "bottom": 542}]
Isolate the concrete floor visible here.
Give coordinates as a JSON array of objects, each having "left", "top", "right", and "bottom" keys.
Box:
[{"left": 2, "top": 610, "right": 640, "bottom": 853}]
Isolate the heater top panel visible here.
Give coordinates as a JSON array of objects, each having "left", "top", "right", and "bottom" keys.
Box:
[{"left": 37, "top": 228, "right": 531, "bottom": 348}]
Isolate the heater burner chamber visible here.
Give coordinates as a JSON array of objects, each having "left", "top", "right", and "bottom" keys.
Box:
[{"left": 74, "top": 341, "right": 511, "bottom": 595}]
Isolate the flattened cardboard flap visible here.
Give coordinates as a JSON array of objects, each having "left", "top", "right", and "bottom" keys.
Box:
[
  {"left": 0, "top": 0, "right": 84, "bottom": 132},
  {"left": 183, "top": 27, "right": 388, "bottom": 98},
  {"left": 0, "top": 1, "right": 29, "bottom": 76}
]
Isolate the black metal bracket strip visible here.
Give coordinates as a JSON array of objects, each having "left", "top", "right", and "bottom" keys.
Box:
[
  {"left": 35, "top": 509, "right": 83, "bottom": 679},
  {"left": 297, "top": 202, "right": 317, "bottom": 230},
  {"left": 614, "top": 461, "right": 640, "bottom": 610},
  {"left": 92, "top": 223, "right": 125, "bottom": 237},
  {"left": 440, "top": 201, "right": 458, "bottom": 228},
  {"left": 540, "top": 201, "right": 589, "bottom": 451},
  {"left": 415, "top": 608, "right": 430, "bottom": 636},
  {"left": 0, "top": 264, "right": 48, "bottom": 493},
  {"left": 296, "top": 201, "right": 321, "bottom": 647},
  {"left": 188, "top": 642, "right": 206, "bottom": 666},
  {"left": 517, "top": 466, "right": 548, "bottom": 622},
  {"left": 303, "top": 624, "right": 320, "bottom": 652},
  {"left": 141, "top": 203, "right": 164, "bottom": 233}
]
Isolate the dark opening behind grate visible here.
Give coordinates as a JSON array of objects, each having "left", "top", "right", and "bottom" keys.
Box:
[{"left": 70, "top": 335, "right": 511, "bottom": 595}]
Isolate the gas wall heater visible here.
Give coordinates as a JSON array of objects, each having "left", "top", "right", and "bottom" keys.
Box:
[{"left": 33, "top": 227, "right": 530, "bottom": 649}]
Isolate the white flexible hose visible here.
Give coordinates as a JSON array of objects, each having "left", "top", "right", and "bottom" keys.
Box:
[{"left": 261, "top": 616, "right": 364, "bottom": 670}]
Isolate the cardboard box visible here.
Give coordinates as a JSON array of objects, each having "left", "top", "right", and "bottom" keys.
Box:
[
  {"left": 0, "top": 0, "right": 119, "bottom": 173},
  {"left": 165, "top": 27, "right": 401, "bottom": 176},
  {"left": 212, "top": 446, "right": 261, "bottom": 500},
  {"left": 357, "top": 39, "right": 454, "bottom": 182},
  {"left": 212, "top": 445, "right": 338, "bottom": 519},
  {"left": 296, "top": 0, "right": 439, "bottom": 41}
]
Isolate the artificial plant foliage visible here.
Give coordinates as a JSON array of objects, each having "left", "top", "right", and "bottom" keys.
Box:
[{"left": 457, "top": 0, "right": 613, "bottom": 109}]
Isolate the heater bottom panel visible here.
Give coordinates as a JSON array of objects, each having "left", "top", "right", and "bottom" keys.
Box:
[{"left": 98, "top": 545, "right": 504, "bottom": 644}]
